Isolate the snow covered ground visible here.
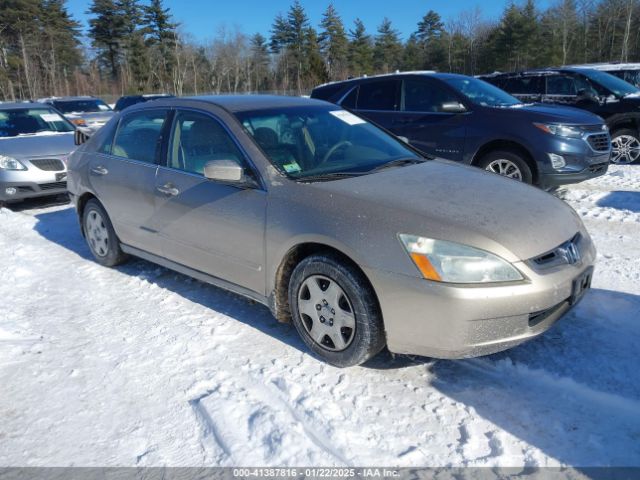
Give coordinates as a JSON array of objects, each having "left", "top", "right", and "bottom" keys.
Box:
[{"left": 0, "top": 166, "right": 639, "bottom": 468}]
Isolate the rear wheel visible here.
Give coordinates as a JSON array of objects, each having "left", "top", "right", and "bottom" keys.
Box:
[
  {"left": 610, "top": 129, "right": 640, "bottom": 164},
  {"left": 478, "top": 150, "right": 533, "bottom": 184},
  {"left": 288, "top": 253, "right": 386, "bottom": 367},
  {"left": 82, "top": 199, "right": 128, "bottom": 267}
]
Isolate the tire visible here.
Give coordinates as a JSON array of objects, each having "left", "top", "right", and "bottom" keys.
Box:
[
  {"left": 288, "top": 253, "right": 386, "bottom": 367},
  {"left": 610, "top": 128, "right": 640, "bottom": 165},
  {"left": 82, "top": 199, "right": 128, "bottom": 267},
  {"left": 478, "top": 149, "right": 533, "bottom": 184}
]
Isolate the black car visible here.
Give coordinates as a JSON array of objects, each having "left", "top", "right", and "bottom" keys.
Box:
[
  {"left": 566, "top": 63, "right": 640, "bottom": 89},
  {"left": 113, "top": 94, "right": 175, "bottom": 112},
  {"left": 311, "top": 72, "right": 610, "bottom": 188},
  {"left": 480, "top": 67, "right": 640, "bottom": 164}
]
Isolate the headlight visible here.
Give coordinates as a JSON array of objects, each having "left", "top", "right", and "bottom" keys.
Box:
[
  {"left": 0, "top": 155, "right": 27, "bottom": 170},
  {"left": 399, "top": 234, "right": 523, "bottom": 284},
  {"left": 534, "top": 123, "right": 584, "bottom": 138}
]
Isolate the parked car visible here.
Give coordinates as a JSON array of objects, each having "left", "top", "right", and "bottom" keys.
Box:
[
  {"left": 479, "top": 67, "right": 640, "bottom": 164},
  {"left": 37, "top": 96, "right": 114, "bottom": 133},
  {"left": 311, "top": 72, "right": 610, "bottom": 188},
  {"left": 0, "top": 103, "right": 75, "bottom": 204},
  {"left": 565, "top": 63, "right": 640, "bottom": 88},
  {"left": 113, "top": 94, "right": 175, "bottom": 112},
  {"left": 68, "top": 95, "right": 596, "bottom": 367}
]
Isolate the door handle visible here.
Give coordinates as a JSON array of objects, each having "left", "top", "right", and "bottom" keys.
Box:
[
  {"left": 90, "top": 166, "right": 108, "bottom": 176},
  {"left": 157, "top": 183, "right": 180, "bottom": 196}
]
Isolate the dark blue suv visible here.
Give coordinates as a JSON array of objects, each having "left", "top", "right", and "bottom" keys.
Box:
[{"left": 311, "top": 73, "right": 611, "bottom": 188}]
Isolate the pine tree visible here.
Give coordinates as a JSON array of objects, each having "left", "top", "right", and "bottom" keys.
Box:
[
  {"left": 348, "top": 18, "right": 373, "bottom": 76},
  {"left": 250, "top": 33, "right": 271, "bottom": 91},
  {"left": 87, "top": 0, "right": 126, "bottom": 78},
  {"left": 373, "top": 17, "right": 403, "bottom": 73},
  {"left": 318, "top": 4, "right": 348, "bottom": 80},
  {"left": 142, "top": 0, "right": 178, "bottom": 91},
  {"left": 415, "top": 10, "right": 446, "bottom": 69}
]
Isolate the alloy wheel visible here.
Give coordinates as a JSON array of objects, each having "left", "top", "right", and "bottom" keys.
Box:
[
  {"left": 86, "top": 209, "right": 109, "bottom": 257},
  {"left": 611, "top": 135, "right": 640, "bottom": 164},
  {"left": 485, "top": 159, "right": 523, "bottom": 180},
  {"left": 297, "top": 275, "right": 356, "bottom": 351}
]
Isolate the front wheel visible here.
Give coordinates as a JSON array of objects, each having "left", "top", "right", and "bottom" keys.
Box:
[
  {"left": 82, "top": 199, "right": 128, "bottom": 267},
  {"left": 611, "top": 129, "right": 640, "bottom": 164},
  {"left": 288, "top": 253, "right": 386, "bottom": 367},
  {"left": 478, "top": 150, "right": 533, "bottom": 184}
]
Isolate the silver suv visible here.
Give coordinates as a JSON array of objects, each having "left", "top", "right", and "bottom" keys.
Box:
[
  {"left": 37, "top": 96, "right": 114, "bottom": 133},
  {"left": 67, "top": 96, "right": 595, "bottom": 367}
]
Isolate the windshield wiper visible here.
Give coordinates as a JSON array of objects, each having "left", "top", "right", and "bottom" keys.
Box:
[
  {"left": 295, "top": 171, "right": 367, "bottom": 183},
  {"left": 368, "top": 157, "right": 427, "bottom": 173}
]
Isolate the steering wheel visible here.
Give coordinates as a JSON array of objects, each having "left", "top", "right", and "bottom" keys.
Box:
[{"left": 321, "top": 140, "right": 352, "bottom": 165}]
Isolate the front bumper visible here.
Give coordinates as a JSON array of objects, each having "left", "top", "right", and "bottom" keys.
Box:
[
  {"left": 0, "top": 163, "right": 68, "bottom": 201},
  {"left": 540, "top": 158, "right": 610, "bottom": 187},
  {"left": 366, "top": 237, "right": 596, "bottom": 359}
]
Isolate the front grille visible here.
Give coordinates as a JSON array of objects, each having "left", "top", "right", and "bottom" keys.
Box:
[
  {"left": 30, "top": 159, "right": 65, "bottom": 171},
  {"left": 39, "top": 181, "right": 67, "bottom": 191},
  {"left": 530, "top": 233, "right": 583, "bottom": 269},
  {"left": 17, "top": 186, "right": 34, "bottom": 193},
  {"left": 586, "top": 133, "right": 611, "bottom": 152}
]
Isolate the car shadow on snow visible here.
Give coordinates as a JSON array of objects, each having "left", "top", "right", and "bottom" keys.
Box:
[
  {"left": 425, "top": 288, "right": 640, "bottom": 466},
  {"left": 596, "top": 190, "right": 640, "bottom": 213}
]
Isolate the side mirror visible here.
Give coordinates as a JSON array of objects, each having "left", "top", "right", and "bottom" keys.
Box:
[
  {"left": 74, "top": 128, "right": 91, "bottom": 146},
  {"left": 398, "top": 136, "right": 410, "bottom": 144},
  {"left": 440, "top": 101, "right": 467, "bottom": 113},
  {"left": 577, "top": 89, "right": 598, "bottom": 102},
  {"left": 203, "top": 159, "right": 245, "bottom": 183}
]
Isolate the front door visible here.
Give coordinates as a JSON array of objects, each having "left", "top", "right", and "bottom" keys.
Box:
[
  {"left": 154, "top": 109, "right": 267, "bottom": 295},
  {"left": 88, "top": 108, "right": 169, "bottom": 255},
  {"left": 392, "top": 77, "right": 468, "bottom": 161}
]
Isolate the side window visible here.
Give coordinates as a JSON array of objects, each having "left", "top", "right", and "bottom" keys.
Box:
[
  {"left": 341, "top": 87, "right": 358, "bottom": 109},
  {"left": 546, "top": 75, "right": 577, "bottom": 96},
  {"left": 402, "top": 79, "right": 458, "bottom": 112},
  {"left": 504, "top": 76, "right": 543, "bottom": 94},
  {"left": 169, "top": 111, "right": 245, "bottom": 176},
  {"left": 356, "top": 80, "right": 399, "bottom": 111},
  {"left": 97, "top": 124, "right": 117, "bottom": 154},
  {"left": 112, "top": 110, "right": 167, "bottom": 163}
]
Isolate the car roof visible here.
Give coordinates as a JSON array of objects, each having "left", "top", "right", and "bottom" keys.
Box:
[
  {"left": 564, "top": 62, "right": 640, "bottom": 71},
  {"left": 0, "top": 102, "right": 53, "bottom": 111},
  {"left": 314, "top": 71, "right": 472, "bottom": 90},
  {"left": 483, "top": 67, "right": 606, "bottom": 77},
  {"left": 39, "top": 96, "right": 99, "bottom": 102},
  {"left": 125, "top": 95, "right": 333, "bottom": 113}
]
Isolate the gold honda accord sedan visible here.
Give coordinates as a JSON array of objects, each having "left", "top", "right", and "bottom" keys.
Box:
[{"left": 67, "top": 95, "right": 595, "bottom": 367}]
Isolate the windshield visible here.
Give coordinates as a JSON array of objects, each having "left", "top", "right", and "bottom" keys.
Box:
[
  {"left": 443, "top": 77, "right": 522, "bottom": 107},
  {"left": 0, "top": 108, "right": 74, "bottom": 138},
  {"left": 236, "top": 106, "right": 423, "bottom": 179},
  {"left": 53, "top": 99, "right": 112, "bottom": 114},
  {"left": 579, "top": 69, "right": 639, "bottom": 97}
]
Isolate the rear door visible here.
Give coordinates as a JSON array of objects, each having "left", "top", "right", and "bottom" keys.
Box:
[
  {"left": 350, "top": 79, "right": 400, "bottom": 130},
  {"left": 154, "top": 109, "right": 267, "bottom": 295},
  {"left": 88, "top": 108, "right": 169, "bottom": 255},
  {"left": 392, "top": 77, "right": 468, "bottom": 161}
]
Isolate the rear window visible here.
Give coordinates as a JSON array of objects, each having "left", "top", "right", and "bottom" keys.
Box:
[
  {"left": 504, "top": 76, "right": 543, "bottom": 94},
  {"left": 53, "top": 99, "right": 112, "bottom": 114}
]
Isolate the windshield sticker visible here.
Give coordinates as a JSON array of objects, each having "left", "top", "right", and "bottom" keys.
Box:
[
  {"left": 98, "top": 104, "right": 110, "bottom": 111},
  {"left": 40, "top": 113, "right": 64, "bottom": 123},
  {"left": 330, "top": 110, "right": 366, "bottom": 126},
  {"left": 283, "top": 161, "right": 302, "bottom": 173}
]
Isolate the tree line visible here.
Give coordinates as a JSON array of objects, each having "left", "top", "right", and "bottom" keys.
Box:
[{"left": 1, "top": 0, "right": 640, "bottom": 101}]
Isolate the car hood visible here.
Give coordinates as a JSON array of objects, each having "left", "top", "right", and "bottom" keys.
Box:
[
  {"left": 312, "top": 160, "right": 584, "bottom": 262},
  {"left": 0, "top": 132, "right": 76, "bottom": 159},
  {"left": 489, "top": 103, "right": 604, "bottom": 124}
]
